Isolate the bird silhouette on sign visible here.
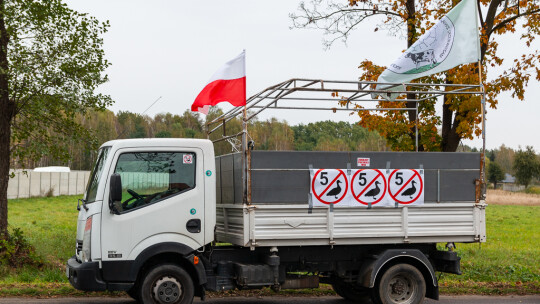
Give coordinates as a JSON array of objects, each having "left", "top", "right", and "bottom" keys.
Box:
[
  {"left": 401, "top": 180, "right": 417, "bottom": 199},
  {"left": 364, "top": 181, "right": 381, "bottom": 200},
  {"left": 326, "top": 180, "right": 342, "bottom": 199}
]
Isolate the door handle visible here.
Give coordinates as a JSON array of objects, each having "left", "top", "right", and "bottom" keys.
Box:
[{"left": 186, "top": 219, "right": 201, "bottom": 233}]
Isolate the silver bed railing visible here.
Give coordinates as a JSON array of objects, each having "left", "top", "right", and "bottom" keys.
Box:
[{"left": 205, "top": 78, "right": 487, "bottom": 205}]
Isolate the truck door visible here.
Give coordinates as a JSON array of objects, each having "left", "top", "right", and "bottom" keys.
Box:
[{"left": 101, "top": 147, "right": 205, "bottom": 264}]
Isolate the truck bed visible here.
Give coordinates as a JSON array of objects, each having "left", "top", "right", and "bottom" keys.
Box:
[{"left": 215, "top": 151, "right": 486, "bottom": 247}]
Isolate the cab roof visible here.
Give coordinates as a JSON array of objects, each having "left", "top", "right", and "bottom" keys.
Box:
[{"left": 100, "top": 138, "right": 213, "bottom": 151}]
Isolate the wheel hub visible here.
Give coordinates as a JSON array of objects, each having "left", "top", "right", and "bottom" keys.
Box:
[
  {"left": 153, "top": 276, "right": 182, "bottom": 303},
  {"left": 388, "top": 274, "right": 415, "bottom": 303},
  {"left": 391, "top": 278, "right": 406, "bottom": 294}
]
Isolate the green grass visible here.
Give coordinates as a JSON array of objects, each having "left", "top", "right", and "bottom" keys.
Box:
[
  {"left": 438, "top": 205, "right": 540, "bottom": 294},
  {"left": 1, "top": 196, "right": 80, "bottom": 285},
  {"left": 1, "top": 195, "right": 538, "bottom": 295}
]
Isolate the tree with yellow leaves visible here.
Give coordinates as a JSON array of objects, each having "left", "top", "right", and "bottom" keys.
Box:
[{"left": 292, "top": 0, "right": 539, "bottom": 151}]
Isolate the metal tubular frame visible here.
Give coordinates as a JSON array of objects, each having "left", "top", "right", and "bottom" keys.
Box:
[{"left": 205, "top": 78, "right": 486, "bottom": 204}]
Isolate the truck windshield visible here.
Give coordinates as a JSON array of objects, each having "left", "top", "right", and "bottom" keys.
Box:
[{"left": 84, "top": 147, "right": 111, "bottom": 203}]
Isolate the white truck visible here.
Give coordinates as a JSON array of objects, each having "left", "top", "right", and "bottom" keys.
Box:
[{"left": 66, "top": 79, "right": 487, "bottom": 304}]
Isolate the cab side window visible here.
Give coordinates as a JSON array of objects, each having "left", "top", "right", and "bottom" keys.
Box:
[{"left": 114, "top": 152, "right": 196, "bottom": 212}]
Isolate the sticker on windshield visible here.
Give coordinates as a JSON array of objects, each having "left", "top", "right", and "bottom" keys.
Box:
[{"left": 183, "top": 154, "right": 193, "bottom": 164}]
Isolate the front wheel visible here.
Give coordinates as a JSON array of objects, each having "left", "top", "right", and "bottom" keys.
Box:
[
  {"left": 372, "top": 263, "right": 426, "bottom": 304},
  {"left": 139, "top": 264, "right": 194, "bottom": 304},
  {"left": 332, "top": 280, "right": 371, "bottom": 303},
  {"left": 126, "top": 285, "right": 140, "bottom": 301}
]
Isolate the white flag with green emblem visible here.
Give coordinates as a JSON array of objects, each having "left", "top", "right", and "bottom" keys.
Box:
[{"left": 375, "top": 0, "right": 480, "bottom": 96}]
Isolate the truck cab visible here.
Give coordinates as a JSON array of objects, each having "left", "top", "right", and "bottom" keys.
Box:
[{"left": 67, "top": 138, "right": 215, "bottom": 300}]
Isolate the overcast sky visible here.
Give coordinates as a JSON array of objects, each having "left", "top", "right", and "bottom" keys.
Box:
[{"left": 64, "top": 0, "right": 539, "bottom": 152}]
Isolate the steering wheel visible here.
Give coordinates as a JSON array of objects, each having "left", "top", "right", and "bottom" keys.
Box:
[
  {"left": 122, "top": 189, "right": 145, "bottom": 210},
  {"left": 127, "top": 189, "right": 143, "bottom": 199}
]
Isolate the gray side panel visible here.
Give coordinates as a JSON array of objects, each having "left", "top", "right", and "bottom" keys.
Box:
[
  {"left": 249, "top": 151, "right": 480, "bottom": 204},
  {"left": 215, "top": 157, "right": 222, "bottom": 205},
  {"left": 250, "top": 152, "right": 349, "bottom": 204},
  {"left": 220, "top": 154, "right": 236, "bottom": 204},
  {"left": 423, "top": 170, "right": 436, "bottom": 202},
  {"left": 251, "top": 171, "right": 308, "bottom": 204},
  {"left": 440, "top": 170, "right": 479, "bottom": 201},
  {"left": 349, "top": 152, "right": 479, "bottom": 169},
  {"left": 251, "top": 151, "right": 480, "bottom": 169},
  {"left": 251, "top": 151, "right": 351, "bottom": 169}
]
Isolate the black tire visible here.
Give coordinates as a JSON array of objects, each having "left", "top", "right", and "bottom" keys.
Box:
[
  {"left": 139, "top": 264, "right": 194, "bottom": 304},
  {"left": 332, "top": 280, "right": 371, "bottom": 303},
  {"left": 372, "top": 263, "right": 426, "bottom": 304},
  {"left": 126, "top": 285, "right": 140, "bottom": 302}
]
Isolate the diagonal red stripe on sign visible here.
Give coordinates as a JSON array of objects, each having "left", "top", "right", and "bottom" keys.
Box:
[
  {"left": 395, "top": 171, "right": 420, "bottom": 196},
  {"left": 355, "top": 171, "right": 383, "bottom": 200},
  {"left": 316, "top": 171, "right": 343, "bottom": 199}
]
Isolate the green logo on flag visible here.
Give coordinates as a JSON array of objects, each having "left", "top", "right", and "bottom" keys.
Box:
[{"left": 388, "top": 17, "right": 455, "bottom": 75}]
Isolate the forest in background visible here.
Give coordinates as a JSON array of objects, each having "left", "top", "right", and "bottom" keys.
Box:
[
  {"left": 12, "top": 108, "right": 389, "bottom": 170},
  {"left": 10, "top": 107, "right": 540, "bottom": 188}
]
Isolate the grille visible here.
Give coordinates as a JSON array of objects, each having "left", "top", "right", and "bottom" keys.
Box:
[{"left": 76, "top": 240, "right": 83, "bottom": 261}]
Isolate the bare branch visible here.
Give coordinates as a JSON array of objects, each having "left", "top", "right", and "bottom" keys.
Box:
[
  {"left": 489, "top": 8, "right": 540, "bottom": 36},
  {"left": 477, "top": 0, "right": 485, "bottom": 26},
  {"left": 291, "top": 1, "right": 403, "bottom": 48}
]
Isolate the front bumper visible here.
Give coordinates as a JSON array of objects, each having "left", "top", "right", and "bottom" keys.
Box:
[
  {"left": 66, "top": 256, "right": 107, "bottom": 291},
  {"left": 67, "top": 256, "right": 134, "bottom": 292}
]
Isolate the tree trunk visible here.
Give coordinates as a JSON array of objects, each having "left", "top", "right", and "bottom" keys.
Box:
[
  {"left": 441, "top": 96, "right": 461, "bottom": 151},
  {"left": 440, "top": 76, "right": 461, "bottom": 152},
  {"left": 0, "top": 105, "right": 11, "bottom": 237},
  {"left": 0, "top": 0, "right": 12, "bottom": 236},
  {"left": 405, "top": 0, "right": 424, "bottom": 151}
]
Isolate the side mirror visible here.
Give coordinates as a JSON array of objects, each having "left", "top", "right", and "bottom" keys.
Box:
[{"left": 109, "top": 173, "right": 122, "bottom": 214}]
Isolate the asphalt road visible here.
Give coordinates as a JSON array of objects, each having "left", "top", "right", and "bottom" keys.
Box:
[{"left": 0, "top": 295, "right": 538, "bottom": 304}]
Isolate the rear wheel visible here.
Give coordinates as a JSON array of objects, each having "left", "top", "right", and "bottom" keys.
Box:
[
  {"left": 139, "top": 264, "right": 194, "bottom": 304},
  {"left": 332, "top": 280, "right": 371, "bottom": 303},
  {"left": 372, "top": 263, "right": 426, "bottom": 304}
]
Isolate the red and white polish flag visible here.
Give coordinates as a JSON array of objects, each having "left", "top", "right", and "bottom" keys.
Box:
[{"left": 191, "top": 50, "right": 246, "bottom": 115}]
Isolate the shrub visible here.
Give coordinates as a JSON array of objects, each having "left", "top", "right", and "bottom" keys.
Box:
[
  {"left": 525, "top": 186, "right": 540, "bottom": 195},
  {"left": 44, "top": 188, "right": 55, "bottom": 198},
  {"left": 0, "top": 228, "right": 43, "bottom": 267}
]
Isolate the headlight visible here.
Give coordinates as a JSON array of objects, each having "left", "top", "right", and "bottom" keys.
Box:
[{"left": 81, "top": 216, "right": 92, "bottom": 262}]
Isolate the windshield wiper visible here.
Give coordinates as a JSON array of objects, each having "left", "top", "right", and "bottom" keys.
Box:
[{"left": 77, "top": 199, "right": 89, "bottom": 211}]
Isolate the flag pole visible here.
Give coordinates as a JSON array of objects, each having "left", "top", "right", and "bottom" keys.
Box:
[
  {"left": 478, "top": 60, "right": 485, "bottom": 149},
  {"left": 473, "top": 0, "right": 486, "bottom": 201},
  {"left": 242, "top": 50, "right": 249, "bottom": 205},
  {"left": 243, "top": 102, "right": 248, "bottom": 204},
  {"left": 478, "top": 59, "right": 487, "bottom": 200}
]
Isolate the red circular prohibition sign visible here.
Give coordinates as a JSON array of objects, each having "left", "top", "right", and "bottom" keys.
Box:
[
  {"left": 311, "top": 169, "right": 348, "bottom": 205},
  {"left": 388, "top": 169, "right": 423, "bottom": 204},
  {"left": 350, "top": 169, "right": 387, "bottom": 205}
]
